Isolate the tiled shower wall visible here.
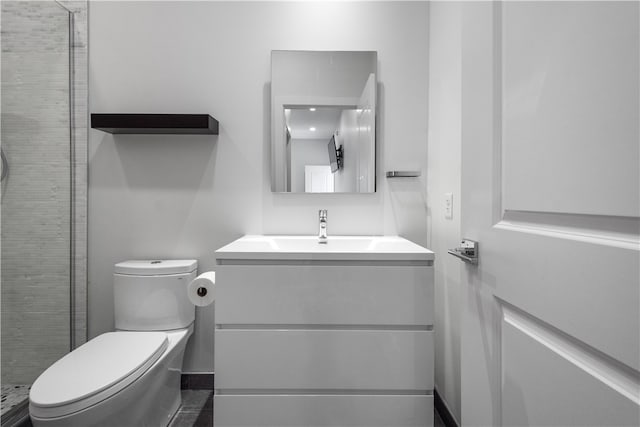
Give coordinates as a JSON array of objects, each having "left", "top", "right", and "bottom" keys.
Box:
[{"left": 0, "top": 0, "right": 87, "bottom": 384}]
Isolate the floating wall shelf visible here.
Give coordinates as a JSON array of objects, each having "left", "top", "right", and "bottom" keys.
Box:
[{"left": 91, "top": 114, "right": 219, "bottom": 135}]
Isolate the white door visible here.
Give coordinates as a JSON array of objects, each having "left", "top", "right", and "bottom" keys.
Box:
[
  {"left": 356, "top": 73, "right": 376, "bottom": 193},
  {"left": 460, "top": 2, "right": 639, "bottom": 426},
  {"left": 305, "top": 165, "right": 334, "bottom": 193}
]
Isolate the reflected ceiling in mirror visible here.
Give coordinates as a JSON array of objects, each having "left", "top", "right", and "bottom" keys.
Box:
[
  {"left": 271, "top": 51, "right": 377, "bottom": 193},
  {"left": 286, "top": 107, "right": 343, "bottom": 140}
]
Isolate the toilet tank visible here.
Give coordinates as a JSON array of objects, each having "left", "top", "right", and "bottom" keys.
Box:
[{"left": 114, "top": 260, "right": 197, "bottom": 331}]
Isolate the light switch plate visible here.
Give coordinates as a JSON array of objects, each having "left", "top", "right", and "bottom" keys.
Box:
[{"left": 445, "top": 193, "right": 453, "bottom": 219}]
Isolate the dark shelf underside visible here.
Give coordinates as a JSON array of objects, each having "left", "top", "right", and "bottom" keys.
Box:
[{"left": 91, "top": 114, "right": 219, "bottom": 135}]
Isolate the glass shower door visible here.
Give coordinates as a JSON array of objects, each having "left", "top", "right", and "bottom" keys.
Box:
[{"left": 1, "top": 1, "right": 73, "bottom": 419}]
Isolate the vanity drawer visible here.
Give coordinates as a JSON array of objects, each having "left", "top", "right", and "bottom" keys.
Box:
[
  {"left": 215, "top": 265, "right": 433, "bottom": 326},
  {"left": 214, "top": 394, "right": 434, "bottom": 427},
  {"left": 215, "top": 329, "right": 434, "bottom": 390}
]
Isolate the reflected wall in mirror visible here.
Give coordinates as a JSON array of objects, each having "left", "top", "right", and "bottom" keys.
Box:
[{"left": 271, "top": 51, "right": 377, "bottom": 193}]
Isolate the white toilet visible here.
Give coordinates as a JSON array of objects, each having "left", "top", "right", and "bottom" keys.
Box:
[{"left": 29, "top": 260, "right": 198, "bottom": 427}]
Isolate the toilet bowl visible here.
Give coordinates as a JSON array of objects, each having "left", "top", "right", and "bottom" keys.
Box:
[{"left": 29, "top": 260, "right": 198, "bottom": 427}]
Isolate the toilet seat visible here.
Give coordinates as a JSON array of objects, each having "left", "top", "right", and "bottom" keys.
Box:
[{"left": 29, "top": 331, "right": 168, "bottom": 419}]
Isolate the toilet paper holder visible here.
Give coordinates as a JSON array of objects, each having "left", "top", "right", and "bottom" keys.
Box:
[{"left": 188, "top": 271, "right": 216, "bottom": 307}]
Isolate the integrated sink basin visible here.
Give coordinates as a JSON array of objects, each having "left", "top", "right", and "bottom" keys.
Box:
[{"left": 215, "top": 235, "right": 434, "bottom": 262}]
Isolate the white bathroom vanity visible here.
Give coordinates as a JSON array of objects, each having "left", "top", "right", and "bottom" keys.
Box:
[{"left": 214, "top": 235, "right": 435, "bottom": 427}]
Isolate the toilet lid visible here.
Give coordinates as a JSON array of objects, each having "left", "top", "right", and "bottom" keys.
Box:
[{"left": 30, "top": 331, "right": 167, "bottom": 412}]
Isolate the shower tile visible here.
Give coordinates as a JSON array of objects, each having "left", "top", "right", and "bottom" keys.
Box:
[{"left": 1, "top": 0, "right": 88, "bottom": 383}]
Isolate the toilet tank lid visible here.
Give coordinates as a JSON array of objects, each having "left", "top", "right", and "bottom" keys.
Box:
[{"left": 114, "top": 259, "right": 197, "bottom": 276}]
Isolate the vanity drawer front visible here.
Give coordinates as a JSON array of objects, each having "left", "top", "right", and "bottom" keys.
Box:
[
  {"left": 214, "top": 394, "right": 433, "bottom": 427},
  {"left": 216, "top": 265, "right": 433, "bottom": 326},
  {"left": 215, "top": 330, "right": 434, "bottom": 390}
]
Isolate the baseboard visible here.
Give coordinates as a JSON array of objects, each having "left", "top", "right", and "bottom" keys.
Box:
[
  {"left": 434, "top": 389, "right": 459, "bottom": 427},
  {"left": 181, "top": 373, "right": 214, "bottom": 390}
]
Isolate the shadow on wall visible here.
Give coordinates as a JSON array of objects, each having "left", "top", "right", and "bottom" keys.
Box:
[
  {"left": 90, "top": 133, "right": 218, "bottom": 190},
  {"left": 388, "top": 177, "right": 428, "bottom": 246}
]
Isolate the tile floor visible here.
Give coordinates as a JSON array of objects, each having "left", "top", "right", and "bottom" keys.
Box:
[
  {"left": 12, "top": 389, "right": 446, "bottom": 427},
  {"left": 169, "top": 390, "right": 213, "bottom": 427},
  {"left": 1, "top": 384, "right": 31, "bottom": 417},
  {"left": 170, "top": 390, "right": 448, "bottom": 427}
]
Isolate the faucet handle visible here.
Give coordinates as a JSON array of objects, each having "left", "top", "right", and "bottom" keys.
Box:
[{"left": 319, "top": 209, "right": 327, "bottom": 220}]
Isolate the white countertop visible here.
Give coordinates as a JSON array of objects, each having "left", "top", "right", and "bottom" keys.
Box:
[{"left": 215, "top": 235, "right": 434, "bottom": 262}]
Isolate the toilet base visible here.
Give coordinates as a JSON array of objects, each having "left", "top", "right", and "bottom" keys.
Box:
[{"left": 30, "top": 326, "right": 192, "bottom": 427}]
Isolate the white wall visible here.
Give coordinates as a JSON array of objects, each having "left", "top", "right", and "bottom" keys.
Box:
[
  {"left": 427, "top": 2, "right": 462, "bottom": 423},
  {"left": 290, "top": 138, "right": 328, "bottom": 193},
  {"left": 89, "top": 1, "right": 429, "bottom": 372}
]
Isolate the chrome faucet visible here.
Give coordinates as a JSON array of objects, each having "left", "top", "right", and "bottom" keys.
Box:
[{"left": 318, "top": 209, "right": 328, "bottom": 244}]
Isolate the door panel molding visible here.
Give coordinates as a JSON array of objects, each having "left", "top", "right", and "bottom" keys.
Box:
[
  {"left": 496, "top": 210, "right": 640, "bottom": 250},
  {"left": 500, "top": 299, "right": 640, "bottom": 405}
]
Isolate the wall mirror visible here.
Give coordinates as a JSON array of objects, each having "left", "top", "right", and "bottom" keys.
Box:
[{"left": 271, "top": 50, "right": 377, "bottom": 193}]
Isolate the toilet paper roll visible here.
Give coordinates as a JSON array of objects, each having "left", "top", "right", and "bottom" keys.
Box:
[{"left": 188, "top": 271, "right": 216, "bottom": 307}]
